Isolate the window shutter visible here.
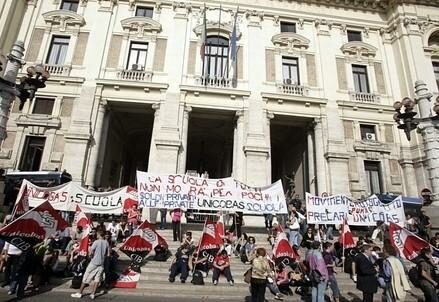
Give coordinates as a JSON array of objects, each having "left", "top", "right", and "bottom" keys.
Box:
[
  {"left": 336, "top": 58, "right": 347, "bottom": 90},
  {"left": 237, "top": 46, "right": 243, "bottom": 79},
  {"left": 265, "top": 49, "right": 275, "bottom": 82},
  {"left": 385, "top": 125, "right": 394, "bottom": 143},
  {"left": 72, "top": 32, "right": 89, "bottom": 65},
  {"left": 374, "top": 62, "right": 386, "bottom": 94},
  {"left": 343, "top": 120, "right": 354, "bottom": 139},
  {"left": 187, "top": 41, "right": 197, "bottom": 74},
  {"left": 106, "top": 34, "right": 122, "bottom": 68},
  {"left": 306, "top": 54, "right": 317, "bottom": 87},
  {"left": 153, "top": 38, "right": 167, "bottom": 72},
  {"left": 25, "top": 28, "right": 44, "bottom": 62}
]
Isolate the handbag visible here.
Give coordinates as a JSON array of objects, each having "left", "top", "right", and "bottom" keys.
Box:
[
  {"left": 244, "top": 268, "right": 252, "bottom": 284},
  {"left": 309, "top": 269, "right": 322, "bottom": 284}
]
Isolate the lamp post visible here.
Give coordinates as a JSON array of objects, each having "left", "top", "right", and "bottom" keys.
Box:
[
  {"left": 393, "top": 80, "right": 439, "bottom": 205},
  {"left": 0, "top": 40, "right": 50, "bottom": 141}
]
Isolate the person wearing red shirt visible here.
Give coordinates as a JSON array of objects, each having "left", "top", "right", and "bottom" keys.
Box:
[{"left": 212, "top": 250, "right": 234, "bottom": 286}]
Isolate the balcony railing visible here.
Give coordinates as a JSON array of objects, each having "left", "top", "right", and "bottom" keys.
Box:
[
  {"left": 350, "top": 91, "right": 380, "bottom": 103},
  {"left": 196, "top": 75, "right": 232, "bottom": 88},
  {"left": 44, "top": 64, "right": 71, "bottom": 76},
  {"left": 277, "top": 82, "right": 306, "bottom": 96},
  {"left": 118, "top": 69, "right": 153, "bottom": 81}
]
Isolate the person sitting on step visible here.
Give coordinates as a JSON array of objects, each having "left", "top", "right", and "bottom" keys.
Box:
[
  {"left": 168, "top": 242, "right": 193, "bottom": 283},
  {"left": 212, "top": 249, "right": 234, "bottom": 286}
]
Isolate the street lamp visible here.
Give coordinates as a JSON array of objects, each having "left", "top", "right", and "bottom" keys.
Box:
[
  {"left": 0, "top": 41, "right": 50, "bottom": 141},
  {"left": 16, "top": 64, "right": 50, "bottom": 110},
  {"left": 393, "top": 95, "right": 439, "bottom": 141}
]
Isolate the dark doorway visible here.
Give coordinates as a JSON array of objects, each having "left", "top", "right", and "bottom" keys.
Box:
[
  {"left": 270, "top": 117, "right": 308, "bottom": 199},
  {"left": 186, "top": 110, "right": 234, "bottom": 178},
  {"left": 101, "top": 103, "right": 154, "bottom": 187},
  {"left": 19, "top": 136, "right": 46, "bottom": 171}
]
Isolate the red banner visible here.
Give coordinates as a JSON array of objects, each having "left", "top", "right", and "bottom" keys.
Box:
[{"left": 389, "top": 222, "right": 429, "bottom": 260}]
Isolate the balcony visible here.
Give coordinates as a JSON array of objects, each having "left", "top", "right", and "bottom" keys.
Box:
[
  {"left": 118, "top": 69, "right": 153, "bottom": 81},
  {"left": 277, "top": 81, "right": 308, "bottom": 96},
  {"left": 196, "top": 75, "right": 233, "bottom": 88},
  {"left": 44, "top": 64, "right": 71, "bottom": 76},
  {"left": 350, "top": 91, "right": 380, "bottom": 103}
]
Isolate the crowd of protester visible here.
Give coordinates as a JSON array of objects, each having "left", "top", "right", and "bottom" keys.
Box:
[{"left": 0, "top": 195, "right": 438, "bottom": 302}]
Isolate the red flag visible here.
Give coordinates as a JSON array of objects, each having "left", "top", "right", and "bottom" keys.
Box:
[
  {"left": 196, "top": 219, "right": 223, "bottom": 263},
  {"left": 215, "top": 214, "right": 225, "bottom": 239},
  {"left": 339, "top": 219, "right": 356, "bottom": 248},
  {"left": 11, "top": 183, "right": 29, "bottom": 220},
  {"left": 273, "top": 230, "right": 300, "bottom": 266},
  {"left": 74, "top": 205, "right": 91, "bottom": 256},
  {"left": 389, "top": 222, "right": 430, "bottom": 260},
  {"left": 120, "top": 220, "right": 167, "bottom": 268},
  {"left": 123, "top": 186, "right": 138, "bottom": 213},
  {"left": 0, "top": 200, "right": 68, "bottom": 251}
]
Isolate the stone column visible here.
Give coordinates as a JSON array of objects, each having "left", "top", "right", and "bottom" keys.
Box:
[
  {"left": 307, "top": 125, "right": 316, "bottom": 194},
  {"left": 232, "top": 110, "right": 245, "bottom": 181},
  {"left": 314, "top": 118, "right": 327, "bottom": 194},
  {"left": 177, "top": 105, "right": 191, "bottom": 174},
  {"left": 414, "top": 81, "right": 439, "bottom": 205},
  {"left": 400, "top": 160, "right": 418, "bottom": 197},
  {"left": 0, "top": 41, "right": 24, "bottom": 141},
  {"left": 85, "top": 99, "right": 109, "bottom": 187},
  {"left": 265, "top": 111, "right": 275, "bottom": 184}
]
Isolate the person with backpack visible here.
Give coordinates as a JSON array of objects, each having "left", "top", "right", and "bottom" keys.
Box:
[
  {"left": 355, "top": 244, "right": 378, "bottom": 302},
  {"left": 417, "top": 248, "right": 438, "bottom": 302},
  {"left": 381, "top": 245, "right": 410, "bottom": 302},
  {"left": 306, "top": 241, "right": 328, "bottom": 302}
]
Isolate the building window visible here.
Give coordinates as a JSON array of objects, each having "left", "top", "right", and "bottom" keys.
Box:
[
  {"left": 60, "top": 0, "right": 79, "bottom": 12},
  {"left": 32, "top": 98, "right": 55, "bottom": 115},
  {"left": 19, "top": 136, "right": 46, "bottom": 171},
  {"left": 46, "top": 36, "right": 70, "bottom": 65},
  {"left": 360, "top": 124, "right": 376, "bottom": 141},
  {"left": 135, "top": 6, "right": 153, "bottom": 18},
  {"left": 204, "top": 36, "right": 229, "bottom": 78},
  {"left": 433, "top": 61, "right": 439, "bottom": 90},
  {"left": 282, "top": 57, "right": 300, "bottom": 85},
  {"left": 364, "top": 161, "right": 382, "bottom": 195},
  {"left": 352, "top": 65, "right": 370, "bottom": 93},
  {"left": 280, "top": 22, "right": 296, "bottom": 33},
  {"left": 347, "top": 30, "right": 362, "bottom": 42},
  {"left": 126, "top": 42, "right": 148, "bottom": 70}
]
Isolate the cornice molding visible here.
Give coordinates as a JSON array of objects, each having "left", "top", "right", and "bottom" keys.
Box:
[
  {"left": 42, "top": 10, "right": 85, "bottom": 31},
  {"left": 341, "top": 41, "right": 377, "bottom": 58}
]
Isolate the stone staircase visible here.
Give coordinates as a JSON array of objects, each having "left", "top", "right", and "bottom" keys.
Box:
[{"left": 50, "top": 229, "right": 424, "bottom": 301}]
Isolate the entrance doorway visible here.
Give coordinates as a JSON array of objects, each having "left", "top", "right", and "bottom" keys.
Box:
[
  {"left": 101, "top": 102, "right": 154, "bottom": 187},
  {"left": 186, "top": 110, "right": 235, "bottom": 178},
  {"left": 270, "top": 116, "right": 308, "bottom": 199}
]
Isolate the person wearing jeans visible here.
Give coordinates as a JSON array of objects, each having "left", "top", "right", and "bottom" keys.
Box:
[
  {"left": 159, "top": 208, "right": 167, "bottom": 229},
  {"left": 323, "top": 242, "right": 340, "bottom": 302},
  {"left": 307, "top": 241, "right": 328, "bottom": 302},
  {"left": 212, "top": 250, "right": 234, "bottom": 286},
  {"left": 287, "top": 208, "right": 300, "bottom": 248}
]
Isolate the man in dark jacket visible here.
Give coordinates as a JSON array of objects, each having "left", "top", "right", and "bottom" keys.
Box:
[{"left": 355, "top": 244, "right": 378, "bottom": 302}]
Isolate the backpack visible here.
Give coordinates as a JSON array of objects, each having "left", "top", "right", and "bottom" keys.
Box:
[
  {"left": 191, "top": 270, "right": 204, "bottom": 285},
  {"left": 408, "top": 266, "right": 420, "bottom": 288}
]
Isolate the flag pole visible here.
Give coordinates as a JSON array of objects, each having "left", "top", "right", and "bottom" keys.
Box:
[
  {"left": 192, "top": 217, "right": 207, "bottom": 274},
  {"left": 342, "top": 218, "right": 346, "bottom": 273}
]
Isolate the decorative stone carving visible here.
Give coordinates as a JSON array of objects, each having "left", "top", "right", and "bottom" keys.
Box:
[
  {"left": 120, "top": 17, "right": 162, "bottom": 37},
  {"left": 298, "top": 18, "right": 304, "bottom": 30},
  {"left": 271, "top": 33, "right": 310, "bottom": 51},
  {"left": 340, "top": 41, "right": 377, "bottom": 58},
  {"left": 42, "top": 10, "right": 85, "bottom": 31}
]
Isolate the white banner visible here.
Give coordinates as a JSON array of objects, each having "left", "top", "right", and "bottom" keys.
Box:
[
  {"left": 18, "top": 179, "right": 136, "bottom": 214},
  {"left": 306, "top": 193, "right": 405, "bottom": 226},
  {"left": 136, "top": 171, "right": 288, "bottom": 214}
]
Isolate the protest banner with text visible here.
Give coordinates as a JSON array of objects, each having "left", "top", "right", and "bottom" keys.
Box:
[
  {"left": 17, "top": 179, "right": 135, "bottom": 214},
  {"left": 306, "top": 193, "right": 405, "bottom": 226},
  {"left": 136, "top": 171, "right": 288, "bottom": 214}
]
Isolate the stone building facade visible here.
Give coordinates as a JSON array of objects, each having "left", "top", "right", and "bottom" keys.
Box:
[{"left": 1, "top": 0, "right": 439, "bottom": 206}]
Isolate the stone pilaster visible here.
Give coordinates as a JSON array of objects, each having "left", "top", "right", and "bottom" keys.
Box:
[
  {"left": 307, "top": 124, "right": 316, "bottom": 194},
  {"left": 314, "top": 118, "right": 327, "bottom": 194},
  {"left": 177, "top": 105, "right": 191, "bottom": 174}
]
